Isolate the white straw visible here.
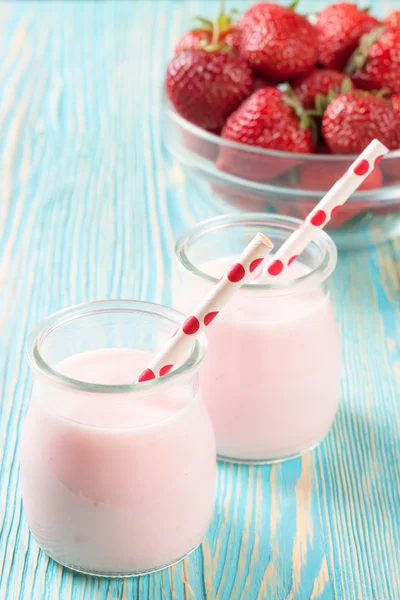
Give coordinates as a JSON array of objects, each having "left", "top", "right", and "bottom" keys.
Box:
[
  {"left": 263, "top": 139, "right": 389, "bottom": 278},
  {"left": 138, "top": 139, "right": 389, "bottom": 383},
  {"left": 137, "top": 232, "right": 273, "bottom": 382}
]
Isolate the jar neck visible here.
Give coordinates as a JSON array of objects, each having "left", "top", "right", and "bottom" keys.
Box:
[
  {"left": 175, "top": 214, "right": 337, "bottom": 297},
  {"left": 27, "top": 300, "right": 207, "bottom": 395}
]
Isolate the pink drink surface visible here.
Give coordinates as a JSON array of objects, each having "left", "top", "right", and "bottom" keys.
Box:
[
  {"left": 20, "top": 348, "right": 216, "bottom": 574},
  {"left": 186, "top": 257, "right": 341, "bottom": 461}
]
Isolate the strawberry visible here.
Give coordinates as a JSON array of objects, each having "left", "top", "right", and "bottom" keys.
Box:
[
  {"left": 298, "top": 163, "right": 383, "bottom": 192},
  {"left": 315, "top": 143, "right": 332, "bottom": 155},
  {"left": 239, "top": 3, "right": 318, "bottom": 81},
  {"left": 216, "top": 87, "right": 314, "bottom": 182},
  {"left": 175, "top": 24, "right": 241, "bottom": 55},
  {"left": 175, "top": 4, "right": 241, "bottom": 54},
  {"left": 315, "top": 3, "right": 380, "bottom": 70},
  {"left": 292, "top": 69, "right": 353, "bottom": 109},
  {"left": 384, "top": 11, "right": 400, "bottom": 29},
  {"left": 223, "top": 19, "right": 243, "bottom": 50},
  {"left": 253, "top": 78, "right": 270, "bottom": 92},
  {"left": 296, "top": 161, "right": 382, "bottom": 228},
  {"left": 322, "top": 92, "right": 400, "bottom": 154},
  {"left": 211, "top": 182, "right": 302, "bottom": 218},
  {"left": 297, "top": 165, "right": 381, "bottom": 228},
  {"left": 347, "top": 27, "right": 400, "bottom": 95},
  {"left": 175, "top": 30, "right": 212, "bottom": 54},
  {"left": 166, "top": 49, "right": 253, "bottom": 133},
  {"left": 379, "top": 94, "right": 400, "bottom": 181},
  {"left": 297, "top": 197, "right": 374, "bottom": 229},
  {"left": 393, "top": 94, "right": 400, "bottom": 117}
]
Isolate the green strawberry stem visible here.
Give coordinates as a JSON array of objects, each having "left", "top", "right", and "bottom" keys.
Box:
[
  {"left": 282, "top": 84, "right": 320, "bottom": 145},
  {"left": 310, "top": 78, "right": 353, "bottom": 116},
  {"left": 344, "top": 25, "right": 387, "bottom": 75},
  {"left": 192, "top": 0, "right": 239, "bottom": 52},
  {"left": 211, "top": 18, "right": 219, "bottom": 45},
  {"left": 194, "top": 17, "right": 213, "bottom": 30}
]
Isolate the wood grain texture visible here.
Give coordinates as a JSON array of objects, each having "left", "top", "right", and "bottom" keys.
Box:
[{"left": 0, "top": 1, "right": 399, "bottom": 598}]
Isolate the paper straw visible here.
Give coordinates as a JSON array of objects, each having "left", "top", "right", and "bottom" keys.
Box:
[
  {"left": 262, "top": 139, "right": 389, "bottom": 278},
  {"left": 137, "top": 232, "right": 274, "bottom": 382}
]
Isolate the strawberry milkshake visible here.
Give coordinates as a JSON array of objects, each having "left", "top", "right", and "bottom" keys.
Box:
[
  {"left": 175, "top": 214, "right": 341, "bottom": 463},
  {"left": 20, "top": 301, "right": 216, "bottom": 576}
]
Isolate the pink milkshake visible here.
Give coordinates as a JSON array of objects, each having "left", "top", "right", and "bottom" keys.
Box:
[
  {"left": 20, "top": 301, "right": 216, "bottom": 576},
  {"left": 175, "top": 214, "right": 341, "bottom": 463}
]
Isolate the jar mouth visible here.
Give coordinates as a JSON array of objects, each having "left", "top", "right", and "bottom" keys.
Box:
[
  {"left": 26, "top": 300, "right": 207, "bottom": 394},
  {"left": 175, "top": 214, "right": 338, "bottom": 296}
]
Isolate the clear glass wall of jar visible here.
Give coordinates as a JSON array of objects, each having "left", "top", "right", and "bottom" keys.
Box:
[
  {"left": 175, "top": 214, "right": 340, "bottom": 464},
  {"left": 20, "top": 300, "right": 216, "bottom": 576}
]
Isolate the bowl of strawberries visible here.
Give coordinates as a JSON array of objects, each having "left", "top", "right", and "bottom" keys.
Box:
[{"left": 163, "top": 1, "right": 400, "bottom": 250}]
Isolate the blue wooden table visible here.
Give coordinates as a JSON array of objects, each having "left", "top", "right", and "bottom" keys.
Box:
[{"left": 1, "top": 1, "right": 399, "bottom": 598}]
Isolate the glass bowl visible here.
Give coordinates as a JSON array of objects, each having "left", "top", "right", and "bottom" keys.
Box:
[{"left": 162, "top": 92, "right": 400, "bottom": 250}]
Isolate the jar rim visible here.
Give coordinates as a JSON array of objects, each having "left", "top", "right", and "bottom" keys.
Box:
[
  {"left": 26, "top": 300, "right": 207, "bottom": 394},
  {"left": 175, "top": 214, "right": 338, "bottom": 295}
]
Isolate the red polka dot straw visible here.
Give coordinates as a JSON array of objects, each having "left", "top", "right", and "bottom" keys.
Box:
[
  {"left": 262, "top": 139, "right": 389, "bottom": 275},
  {"left": 136, "top": 232, "right": 274, "bottom": 383}
]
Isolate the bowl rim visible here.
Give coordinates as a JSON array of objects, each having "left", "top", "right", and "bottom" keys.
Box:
[{"left": 162, "top": 90, "right": 400, "bottom": 161}]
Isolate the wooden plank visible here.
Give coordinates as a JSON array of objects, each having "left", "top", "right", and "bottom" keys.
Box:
[{"left": 0, "top": 1, "right": 399, "bottom": 599}]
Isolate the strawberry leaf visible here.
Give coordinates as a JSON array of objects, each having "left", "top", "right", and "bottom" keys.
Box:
[
  {"left": 282, "top": 95, "right": 299, "bottom": 111},
  {"left": 345, "top": 25, "right": 387, "bottom": 75},
  {"left": 309, "top": 118, "right": 319, "bottom": 147},
  {"left": 299, "top": 113, "right": 310, "bottom": 129},
  {"left": 341, "top": 77, "right": 353, "bottom": 94},
  {"left": 289, "top": 0, "right": 300, "bottom": 10},
  {"left": 283, "top": 83, "right": 321, "bottom": 143},
  {"left": 193, "top": 17, "right": 213, "bottom": 31},
  {"left": 370, "top": 88, "right": 391, "bottom": 100},
  {"left": 218, "top": 13, "right": 232, "bottom": 29},
  {"left": 314, "top": 94, "right": 327, "bottom": 114},
  {"left": 327, "top": 88, "right": 337, "bottom": 102}
]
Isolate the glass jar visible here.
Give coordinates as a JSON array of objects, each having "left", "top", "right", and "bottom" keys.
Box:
[
  {"left": 174, "top": 214, "right": 341, "bottom": 464},
  {"left": 20, "top": 300, "right": 216, "bottom": 577}
]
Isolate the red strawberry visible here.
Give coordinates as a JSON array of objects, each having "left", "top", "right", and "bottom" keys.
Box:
[
  {"left": 384, "top": 11, "right": 400, "bottom": 29},
  {"left": 315, "top": 3, "right": 380, "bottom": 70},
  {"left": 253, "top": 78, "right": 270, "bottom": 92},
  {"left": 175, "top": 30, "right": 212, "bottom": 54},
  {"left": 239, "top": 3, "right": 318, "bottom": 81},
  {"left": 297, "top": 161, "right": 382, "bottom": 228},
  {"left": 166, "top": 49, "right": 253, "bottom": 133},
  {"left": 175, "top": 7, "right": 241, "bottom": 54},
  {"left": 393, "top": 94, "right": 400, "bottom": 117},
  {"left": 175, "top": 25, "right": 241, "bottom": 54},
  {"left": 298, "top": 163, "right": 383, "bottom": 192},
  {"left": 380, "top": 94, "right": 400, "bottom": 181},
  {"left": 322, "top": 92, "right": 400, "bottom": 154},
  {"left": 211, "top": 182, "right": 302, "bottom": 218},
  {"left": 223, "top": 20, "right": 243, "bottom": 50},
  {"left": 297, "top": 198, "right": 374, "bottom": 229},
  {"left": 349, "top": 27, "right": 400, "bottom": 95},
  {"left": 315, "top": 143, "right": 332, "bottom": 155},
  {"left": 216, "top": 87, "right": 314, "bottom": 182},
  {"left": 292, "top": 69, "right": 353, "bottom": 109}
]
